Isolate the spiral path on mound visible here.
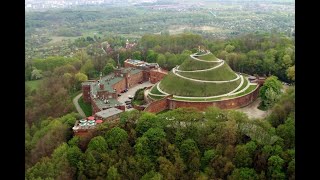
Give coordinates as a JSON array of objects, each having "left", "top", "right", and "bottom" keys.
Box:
[{"left": 148, "top": 51, "right": 257, "bottom": 100}]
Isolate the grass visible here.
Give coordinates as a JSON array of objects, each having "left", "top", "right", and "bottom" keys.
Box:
[
  {"left": 132, "top": 99, "right": 144, "bottom": 106},
  {"left": 178, "top": 63, "right": 237, "bottom": 81},
  {"left": 26, "top": 79, "right": 43, "bottom": 91},
  {"left": 159, "top": 72, "right": 241, "bottom": 97},
  {"left": 148, "top": 94, "right": 164, "bottom": 100},
  {"left": 150, "top": 85, "right": 164, "bottom": 95},
  {"left": 179, "top": 57, "right": 220, "bottom": 71},
  {"left": 229, "top": 84, "right": 258, "bottom": 98},
  {"left": 196, "top": 53, "right": 217, "bottom": 61},
  {"left": 234, "top": 77, "right": 249, "bottom": 93},
  {"left": 78, "top": 96, "right": 92, "bottom": 117},
  {"left": 172, "top": 83, "right": 258, "bottom": 102}
]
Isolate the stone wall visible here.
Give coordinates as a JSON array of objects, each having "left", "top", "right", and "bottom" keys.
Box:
[
  {"left": 91, "top": 98, "right": 101, "bottom": 115},
  {"left": 128, "top": 71, "right": 144, "bottom": 88},
  {"left": 144, "top": 86, "right": 260, "bottom": 113},
  {"left": 112, "top": 78, "right": 127, "bottom": 94},
  {"left": 143, "top": 70, "right": 150, "bottom": 81},
  {"left": 82, "top": 85, "right": 91, "bottom": 103},
  {"left": 124, "top": 61, "right": 135, "bottom": 68},
  {"left": 168, "top": 86, "right": 260, "bottom": 111},
  {"left": 144, "top": 95, "right": 172, "bottom": 113},
  {"left": 150, "top": 69, "right": 168, "bottom": 84}
]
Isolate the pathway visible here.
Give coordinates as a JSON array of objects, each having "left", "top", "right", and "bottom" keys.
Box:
[
  {"left": 236, "top": 98, "right": 270, "bottom": 119},
  {"left": 73, "top": 93, "right": 86, "bottom": 118}
]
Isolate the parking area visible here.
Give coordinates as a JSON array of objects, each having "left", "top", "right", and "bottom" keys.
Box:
[{"left": 117, "top": 81, "right": 153, "bottom": 111}]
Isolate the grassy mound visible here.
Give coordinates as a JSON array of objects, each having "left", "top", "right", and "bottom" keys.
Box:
[
  {"left": 178, "top": 63, "right": 237, "bottom": 81},
  {"left": 234, "top": 77, "right": 249, "bottom": 93},
  {"left": 178, "top": 57, "right": 220, "bottom": 71},
  {"left": 159, "top": 72, "right": 241, "bottom": 97},
  {"left": 195, "top": 53, "right": 217, "bottom": 61},
  {"left": 150, "top": 85, "right": 164, "bottom": 95}
]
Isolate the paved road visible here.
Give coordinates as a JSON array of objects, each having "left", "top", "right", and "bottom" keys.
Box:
[
  {"left": 73, "top": 93, "right": 86, "bottom": 117},
  {"left": 117, "top": 81, "right": 153, "bottom": 111},
  {"left": 236, "top": 97, "right": 270, "bottom": 119}
]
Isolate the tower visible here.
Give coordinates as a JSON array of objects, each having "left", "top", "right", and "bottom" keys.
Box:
[{"left": 126, "top": 39, "right": 129, "bottom": 49}]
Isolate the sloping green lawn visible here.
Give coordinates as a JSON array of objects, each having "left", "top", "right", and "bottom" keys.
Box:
[
  {"left": 159, "top": 72, "right": 241, "bottom": 97},
  {"left": 196, "top": 53, "right": 217, "bottom": 61},
  {"left": 150, "top": 85, "right": 164, "bottom": 95},
  {"left": 78, "top": 96, "right": 92, "bottom": 117},
  {"left": 178, "top": 63, "right": 237, "bottom": 81},
  {"left": 178, "top": 57, "right": 220, "bottom": 71}
]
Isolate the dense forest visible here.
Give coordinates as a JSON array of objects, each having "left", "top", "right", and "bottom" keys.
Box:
[
  {"left": 26, "top": 87, "right": 295, "bottom": 179},
  {"left": 25, "top": 32, "right": 295, "bottom": 179}
]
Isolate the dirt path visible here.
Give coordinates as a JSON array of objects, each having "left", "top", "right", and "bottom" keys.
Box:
[
  {"left": 236, "top": 98, "right": 270, "bottom": 119},
  {"left": 73, "top": 93, "right": 86, "bottom": 118}
]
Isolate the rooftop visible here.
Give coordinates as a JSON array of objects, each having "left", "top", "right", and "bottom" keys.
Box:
[
  {"left": 125, "top": 59, "right": 146, "bottom": 65},
  {"left": 94, "top": 98, "right": 121, "bottom": 110},
  {"left": 95, "top": 107, "right": 123, "bottom": 118}
]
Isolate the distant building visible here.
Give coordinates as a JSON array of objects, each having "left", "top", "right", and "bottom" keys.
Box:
[{"left": 125, "top": 39, "right": 136, "bottom": 49}]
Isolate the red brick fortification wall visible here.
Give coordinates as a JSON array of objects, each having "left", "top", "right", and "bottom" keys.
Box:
[
  {"left": 91, "top": 98, "right": 101, "bottom": 115},
  {"left": 112, "top": 78, "right": 127, "bottom": 94},
  {"left": 124, "top": 61, "right": 135, "bottom": 68},
  {"left": 144, "top": 95, "right": 172, "bottom": 113},
  {"left": 150, "top": 70, "right": 167, "bottom": 84},
  {"left": 169, "top": 86, "right": 260, "bottom": 111},
  {"left": 82, "top": 85, "right": 91, "bottom": 103},
  {"left": 128, "top": 71, "right": 144, "bottom": 87},
  {"left": 143, "top": 71, "right": 150, "bottom": 81}
]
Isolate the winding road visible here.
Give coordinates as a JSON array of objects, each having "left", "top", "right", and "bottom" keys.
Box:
[{"left": 73, "top": 93, "right": 86, "bottom": 118}]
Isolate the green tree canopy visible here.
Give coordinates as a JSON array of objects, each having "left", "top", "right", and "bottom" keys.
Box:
[
  {"left": 259, "top": 76, "right": 283, "bottom": 108},
  {"left": 103, "top": 63, "right": 115, "bottom": 76}
]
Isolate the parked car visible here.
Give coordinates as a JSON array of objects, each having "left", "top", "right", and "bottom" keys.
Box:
[
  {"left": 118, "top": 94, "right": 121, "bottom": 97},
  {"left": 139, "top": 81, "right": 143, "bottom": 84},
  {"left": 128, "top": 95, "right": 133, "bottom": 99},
  {"left": 125, "top": 100, "right": 131, "bottom": 104},
  {"left": 126, "top": 104, "right": 132, "bottom": 109}
]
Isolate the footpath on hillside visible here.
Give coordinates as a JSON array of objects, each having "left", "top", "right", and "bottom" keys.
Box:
[{"left": 73, "top": 93, "right": 86, "bottom": 118}]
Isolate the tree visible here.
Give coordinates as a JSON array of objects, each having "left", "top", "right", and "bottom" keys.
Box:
[
  {"left": 267, "top": 155, "right": 285, "bottom": 179},
  {"left": 229, "top": 168, "right": 258, "bottom": 180},
  {"left": 156, "top": 53, "right": 166, "bottom": 68},
  {"left": 281, "top": 54, "right": 292, "bottom": 68},
  {"left": 287, "top": 159, "right": 295, "bottom": 180},
  {"left": 31, "top": 68, "right": 43, "bottom": 80},
  {"left": 103, "top": 63, "right": 115, "bottom": 75},
  {"left": 135, "top": 112, "right": 161, "bottom": 136},
  {"left": 234, "top": 145, "right": 252, "bottom": 168},
  {"left": 107, "top": 166, "right": 121, "bottom": 180},
  {"left": 146, "top": 50, "right": 157, "bottom": 63},
  {"left": 67, "top": 146, "right": 83, "bottom": 167},
  {"left": 157, "top": 156, "right": 176, "bottom": 179},
  {"left": 80, "top": 59, "right": 95, "bottom": 78},
  {"left": 141, "top": 170, "right": 162, "bottom": 180},
  {"left": 264, "top": 88, "right": 281, "bottom": 108},
  {"left": 83, "top": 151, "right": 99, "bottom": 178},
  {"left": 201, "top": 149, "right": 216, "bottom": 170},
  {"left": 75, "top": 72, "right": 88, "bottom": 82},
  {"left": 87, "top": 136, "right": 107, "bottom": 153},
  {"left": 259, "top": 76, "right": 283, "bottom": 108},
  {"left": 225, "top": 44, "right": 235, "bottom": 53},
  {"left": 132, "top": 51, "right": 142, "bottom": 60},
  {"left": 276, "top": 117, "right": 295, "bottom": 149},
  {"left": 286, "top": 65, "right": 295, "bottom": 81},
  {"left": 105, "top": 127, "right": 128, "bottom": 149}
]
